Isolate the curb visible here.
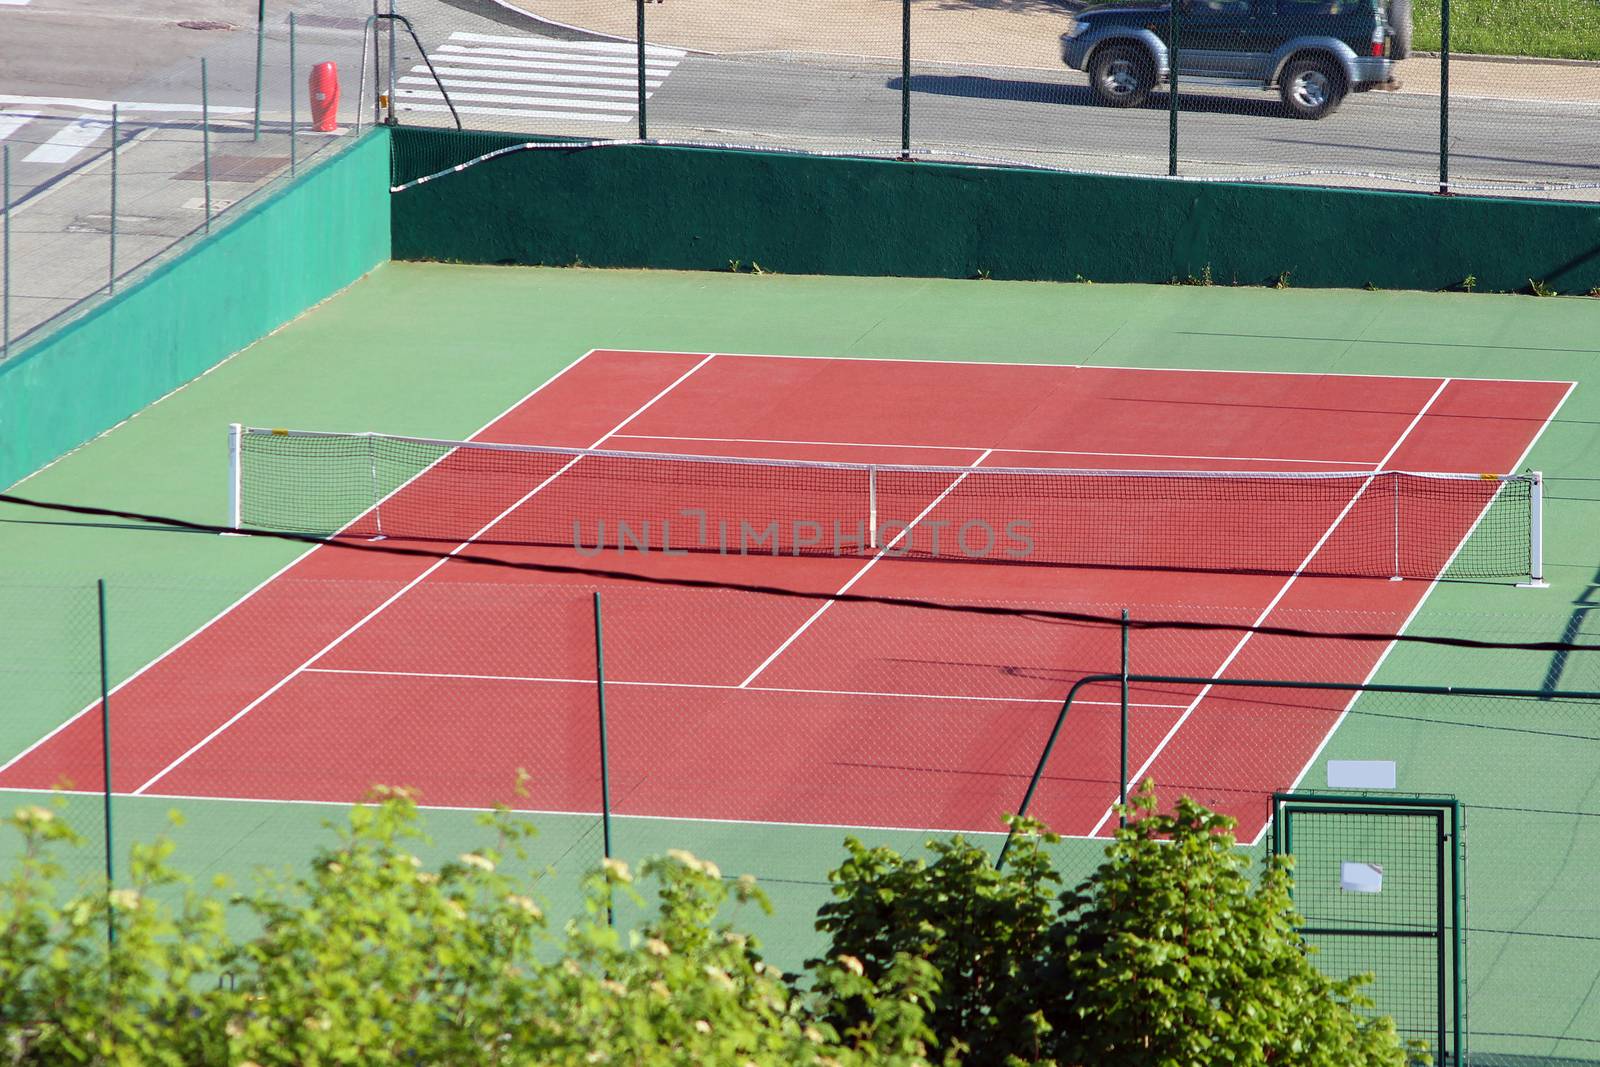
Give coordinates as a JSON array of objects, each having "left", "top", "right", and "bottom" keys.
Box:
[
  {"left": 472, "top": 0, "right": 721, "bottom": 55},
  {"left": 1413, "top": 50, "right": 1600, "bottom": 68}
]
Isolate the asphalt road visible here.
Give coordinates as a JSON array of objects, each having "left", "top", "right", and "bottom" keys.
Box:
[{"left": 1, "top": 0, "right": 1596, "bottom": 349}]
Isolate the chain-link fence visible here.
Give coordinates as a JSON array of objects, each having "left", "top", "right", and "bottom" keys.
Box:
[
  {"left": 1, "top": 575, "right": 1595, "bottom": 1061},
  {"left": 0, "top": 10, "right": 355, "bottom": 362},
  {"left": 369, "top": 0, "right": 1599, "bottom": 201}
]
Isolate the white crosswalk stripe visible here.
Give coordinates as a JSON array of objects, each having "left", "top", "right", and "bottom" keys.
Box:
[
  {"left": 23, "top": 114, "right": 110, "bottom": 165},
  {"left": 399, "top": 31, "right": 684, "bottom": 125}
]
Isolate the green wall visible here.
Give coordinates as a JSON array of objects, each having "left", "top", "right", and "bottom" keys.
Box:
[
  {"left": 390, "top": 128, "right": 1600, "bottom": 296},
  {"left": 0, "top": 129, "right": 393, "bottom": 492}
]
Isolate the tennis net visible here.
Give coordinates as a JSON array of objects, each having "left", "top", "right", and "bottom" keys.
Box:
[{"left": 228, "top": 425, "right": 1544, "bottom": 582}]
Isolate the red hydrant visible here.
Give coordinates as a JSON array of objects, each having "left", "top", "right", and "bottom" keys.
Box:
[{"left": 309, "top": 62, "right": 340, "bottom": 132}]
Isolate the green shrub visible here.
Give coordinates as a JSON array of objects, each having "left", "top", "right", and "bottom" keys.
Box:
[
  {"left": 1044, "top": 785, "right": 1416, "bottom": 1066},
  {"left": 0, "top": 791, "right": 940, "bottom": 1066}
]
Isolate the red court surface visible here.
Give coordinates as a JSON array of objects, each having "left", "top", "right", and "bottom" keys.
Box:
[{"left": 0, "top": 351, "right": 1574, "bottom": 840}]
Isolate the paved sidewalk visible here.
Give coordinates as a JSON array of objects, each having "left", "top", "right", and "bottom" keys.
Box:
[{"left": 503, "top": 0, "right": 1600, "bottom": 102}]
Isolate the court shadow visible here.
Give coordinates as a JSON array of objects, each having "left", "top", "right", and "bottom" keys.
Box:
[{"left": 1540, "top": 562, "right": 1600, "bottom": 695}]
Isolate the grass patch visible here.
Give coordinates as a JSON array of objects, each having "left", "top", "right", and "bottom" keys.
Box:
[{"left": 1414, "top": 0, "right": 1600, "bottom": 61}]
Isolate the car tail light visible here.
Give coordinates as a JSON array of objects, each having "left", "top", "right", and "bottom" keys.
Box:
[{"left": 1372, "top": 40, "right": 1385, "bottom": 56}]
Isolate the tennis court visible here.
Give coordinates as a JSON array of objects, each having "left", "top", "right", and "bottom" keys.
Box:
[{"left": 0, "top": 348, "right": 1571, "bottom": 842}]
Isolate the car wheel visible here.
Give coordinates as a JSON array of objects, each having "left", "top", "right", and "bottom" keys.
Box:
[
  {"left": 1389, "top": 0, "right": 1413, "bottom": 60},
  {"left": 1089, "top": 44, "right": 1155, "bottom": 108},
  {"left": 1280, "top": 58, "right": 1345, "bottom": 119}
]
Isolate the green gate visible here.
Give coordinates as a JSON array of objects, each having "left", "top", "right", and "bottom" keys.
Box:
[{"left": 1271, "top": 793, "right": 1464, "bottom": 1065}]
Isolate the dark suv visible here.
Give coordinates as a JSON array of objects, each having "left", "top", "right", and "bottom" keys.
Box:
[{"left": 1062, "top": 0, "right": 1410, "bottom": 119}]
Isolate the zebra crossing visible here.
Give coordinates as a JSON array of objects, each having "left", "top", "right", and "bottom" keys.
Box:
[{"left": 398, "top": 31, "right": 686, "bottom": 126}]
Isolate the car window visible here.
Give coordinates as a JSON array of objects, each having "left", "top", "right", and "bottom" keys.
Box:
[{"left": 1191, "top": 0, "right": 1251, "bottom": 13}]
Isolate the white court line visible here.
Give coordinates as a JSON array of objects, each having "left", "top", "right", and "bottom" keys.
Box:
[
  {"left": 23, "top": 114, "right": 107, "bottom": 164},
  {"left": 1085, "top": 378, "right": 1455, "bottom": 836},
  {"left": 0, "top": 111, "right": 38, "bottom": 141},
  {"left": 398, "top": 88, "right": 638, "bottom": 112},
  {"left": 0, "top": 94, "right": 252, "bottom": 115},
  {"left": 404, "top": 76, "right": 644, "bottom": 100},
  {"left": 419, "top": 66, "right": 663, "bottom": 90},
  {"left": 609, "top": 433, "right": 1379, "bottom": 468},
  {"left": 5, "top": 784, "right": 1089, "bottom": 842},
  {"left": 0, "top": 351, "right": 613, "bottom": 780},
  {"left": 133, "top": 354, "right": 718, "bottom": 795},
  {"left": 1257, "top": 377, "right": 1581, "bottom": 847},
  {"left": 738, "top": 451, "right": 995, "bottom": 688},
  {"left": 684, "top": 348, "right": 1574, "bottom": 385},
  {"left": 451, "top": 30, "right": 686, "bottom": 57},
  {"left": 0, "top": 1, "right": 32, "bottom": 7},
  {"left": 302, "top": 666, "right": 1192, "bottom": 709}
]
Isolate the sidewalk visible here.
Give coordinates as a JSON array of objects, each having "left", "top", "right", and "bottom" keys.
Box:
[{"left": 502, "top": 0, "right": 1600, "bottom": 103}]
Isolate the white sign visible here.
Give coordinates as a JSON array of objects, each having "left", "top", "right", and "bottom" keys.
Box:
[
  {"left": 1341, "top": 862, "right": 1385, "bottom": 894},
  {"left": 1327, "top": 760, "right": 1397, "bottom": 789}
]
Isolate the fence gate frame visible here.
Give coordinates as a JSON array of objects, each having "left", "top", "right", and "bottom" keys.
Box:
[{"left": 1270, "top": 792, "right": 1464, "bottom": 1065}]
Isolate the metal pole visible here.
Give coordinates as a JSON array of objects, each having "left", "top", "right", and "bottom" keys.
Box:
[
  {"left": 593, "top": 591, "right": 615, "bottom": 927},
  {"left": 253, "top": 0, "right": 265, "bottom": 141},
  {"left": 1449, "top": 802, "right": 1464, "bottom": 1063},
  {"left": 202, "top": 58, "right": 212, "bottom": 234},
  {"left": 227, "top": 423, "right": 243, "bottom": 530},
  {"left": 998, "top": 672, "right": 1096, "bottom": 867},
  {"left": 636, "top": 0, "right": 647, "bottom": 139},
  {"left": 387, "top": 0, "right": 398, "bottom": 126},
  {"left": 900, "top": 0, "right": 911, "bottom": 160},
  {"left": 1435, "top": 809, "right": 1447, "bottom": 1062},
  {"left": 96, "top": 579, "right": 115, "bottom": 949},
  {"left": 1523, "top": 471, "right": 1546, "bottom": 587},
  {"left": 289, "top": 12, "right": 297, "bottom": 176},
  {"left": 108, "top": 106, "right": 117, "bottom": 294},
  {"left": 1119, "top": 608, "right": 1129, "bottom": 827},
  {"left": 4, "top": 144, "right": 11, "bottom": 361},
  {"left": 867, "top": 465, "right": 878, "bottom": 549},
  {"left": 1167, "top": 0, "right": 1180, "bottom": 176},
  {"left": 1439, "top": 0, "right": 1450, "bottom": 194}
]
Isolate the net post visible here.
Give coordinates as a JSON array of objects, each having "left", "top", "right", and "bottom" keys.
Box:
[
  {"left": 226, "top": 423, "right": 243, "bottom": 532},
  {"left": 1517, "top": 471, "right": 1547, "bottom": 588},
  {"left": 868, "top": 465, "right": 878, "bottom": 549},
  {"left": 96, "top": 578, "right": 116, "bottom": 950},
  {"left": 366, "top": 434, "right": 386, "bottom": 540},
  {"left": 1390, "top": 472, "right": 1402, "bottom": 581},
  {"left": 593, "top": 591, "right": 615, "bottom": 928}
]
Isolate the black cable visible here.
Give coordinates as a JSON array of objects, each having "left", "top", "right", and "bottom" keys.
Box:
[{"left": 6, "top": 489, "right": 1600, "bottom": 654}]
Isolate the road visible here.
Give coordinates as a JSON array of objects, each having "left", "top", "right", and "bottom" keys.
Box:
[{"left": 1, "top": 0, "right": 1596, "bottom": 350}]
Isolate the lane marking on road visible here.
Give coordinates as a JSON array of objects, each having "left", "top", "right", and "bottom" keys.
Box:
[
  {"left": 0, "top": 94, "right": 252, "bottom": 115},
  {"left": 23, "top": 114, "right": 109, "bottom": 164},
  {"left": 400, "top": 31, "right": 684, "bottom": 124},
  {"left": 0, "top": 111, "right": 39, "bottom": 140}
]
